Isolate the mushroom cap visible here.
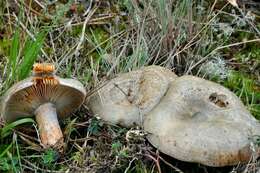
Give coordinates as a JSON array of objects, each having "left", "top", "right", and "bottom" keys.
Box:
[
  {"left": 1, "top": 76, "right": 86, "bottom": 122},
  {"left": 87, "top": 65, "right": 177, "bottom": 127},
  {"left": 144, "top": 75, "right": 260, "bottom": 167}
]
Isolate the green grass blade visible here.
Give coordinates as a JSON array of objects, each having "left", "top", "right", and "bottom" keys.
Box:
[
  {"left": 0, "top": 143, "right": 12, "bottom": 158},
  {"left": 9, "top": 29, "right": 20, "bottom": 80},
  {"left": 15, "top": 135, "right": 22, "bottom": 172},
  {"left": 1, "top": 118, "right": 35, "bottom": 138},
  {"left": 18, "top": 31, "right": 46, "bottom": 80}
]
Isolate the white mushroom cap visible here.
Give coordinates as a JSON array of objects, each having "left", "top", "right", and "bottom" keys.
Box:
[
  {"left": 1, "top": 76, "right": 86, "bottom": 122},
  {"left": 87, "top": 65, "right": 177, "bottom": 127},
  {"left": 144, "top": 75, "right": 260, "bottom": 167}
]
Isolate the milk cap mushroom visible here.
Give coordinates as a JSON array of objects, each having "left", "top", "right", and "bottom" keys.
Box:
[
  {"left": 144, "top": 75, "right": 260, "bottom": 167},
  {"left": 87, "top": 65, "right": 177, "bottom": 127},
  {"left": 1, "top": 63, "right": 86, "bottom": 149}
]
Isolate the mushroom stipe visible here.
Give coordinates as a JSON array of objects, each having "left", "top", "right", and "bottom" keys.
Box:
[{"left": 1, "top": 63, "right": 86, "bottom": 150}]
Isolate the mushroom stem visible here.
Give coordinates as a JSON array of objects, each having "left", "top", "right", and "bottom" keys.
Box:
[{"left": 35, "top": 103, "right": 64, "bottom": 148}]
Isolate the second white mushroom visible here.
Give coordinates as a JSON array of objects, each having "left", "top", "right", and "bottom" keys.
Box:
[{"left": 87, "top": 65, "right": 177, "bottom": 127}]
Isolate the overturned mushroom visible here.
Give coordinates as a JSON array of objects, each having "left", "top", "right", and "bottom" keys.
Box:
[
  {"left": 144, "top": 75, "right": 260, "bottom": 167},
  {"left": 87, "top": 65, "right": 177, "bottom": 127},
  {"left": 1, "top": 63, "right": 86, "bottom": 149}
]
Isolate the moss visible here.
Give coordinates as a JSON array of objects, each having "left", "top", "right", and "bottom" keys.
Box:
[{"left": 222, "top": 71, "right": 260, "bottom": 119}]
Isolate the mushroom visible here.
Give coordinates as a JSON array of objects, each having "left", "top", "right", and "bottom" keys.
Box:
[
  {"left": 87, "top": 65, "right": 177, "bottom": 127},
  {"left": 1, "top": 63, "right": 86, "bottom": 149},
  {"left": 144, "top": 75, "right": 260, "bottom": 167}
]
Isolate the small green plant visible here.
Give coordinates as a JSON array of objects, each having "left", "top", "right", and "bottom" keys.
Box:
[
  {"left": 87, "top": 118, "right": 104, "bottom": 135},
  {"left": 112, "top": 141, "right": 128, "bottom": 158},
  {"left": 42, "top": 149, "right": 59, "bottom": 166},
  {"left": 111, "top": 141, "right": 122, "bottom": 153}
]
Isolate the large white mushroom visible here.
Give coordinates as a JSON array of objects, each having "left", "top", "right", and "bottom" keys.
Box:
[
  {"left": 87, "top": 65, "right": 177, "bottom": 127},
  {"left": 144, "top": 75, "right": 260, "bottom": 167},
  {"left": 1, "top": 63, "right": 86, "bottom": 149}
]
